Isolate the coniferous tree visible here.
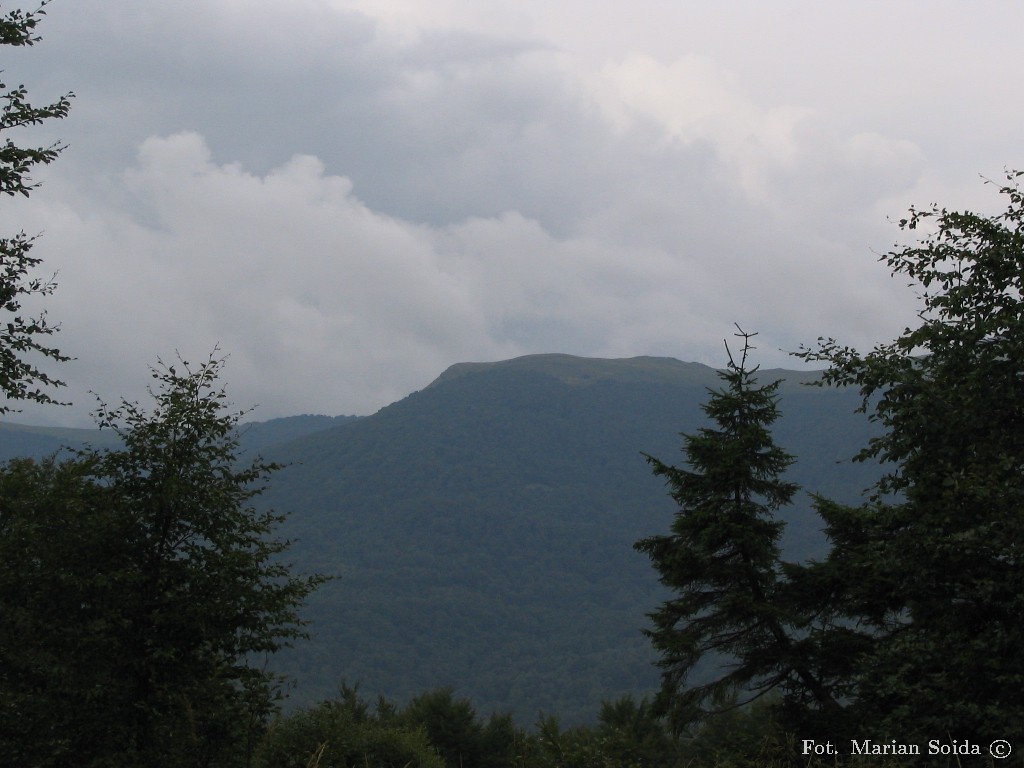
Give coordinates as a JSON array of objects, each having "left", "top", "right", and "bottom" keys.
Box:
[
  {"left": 636, "top": 328, "right": 838, "bottom": 733},
  {"left": 399, "top": 687, "right": 486, "bottom": 768}
]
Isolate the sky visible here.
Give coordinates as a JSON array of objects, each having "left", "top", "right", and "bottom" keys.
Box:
[{"left": 3, "top": 0, "right": 1023, "bottom": 426}]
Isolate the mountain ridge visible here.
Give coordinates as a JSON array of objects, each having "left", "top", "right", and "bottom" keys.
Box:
[
  {"left": 428, "top": 353, "right": 723, "bottom": 389},
  {"left": 0, "top": 354, "right": 878, "bottom": 723}
]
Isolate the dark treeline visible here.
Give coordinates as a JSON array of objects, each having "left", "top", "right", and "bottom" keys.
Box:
[{"left": 255, "top": 683, "right": 784, "bottom": 768}]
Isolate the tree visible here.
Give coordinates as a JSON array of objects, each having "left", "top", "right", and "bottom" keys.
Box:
[
  {"left": 0, "top": 353, "right": 326, "bottom": 767},
  {"left": 595, "top": 695, "right": 677, "bottom": 767},
  {"left": 255, "top": 686, "right": 446, "bottom": 768},
  {"left": 794, "top": 171, "right": 1024, "bottom": 741},
  {"left": 0, "top": 453, "right": 123, "bottom": 767},
  {"left": 0, "top": 1, "right": 73, "bottom": 412},
  {"left": 635, "top": 327, "right": 838, "bottom": 734},
  {"left": 399, "top": 687, "right": 487, "bottom": 768}
]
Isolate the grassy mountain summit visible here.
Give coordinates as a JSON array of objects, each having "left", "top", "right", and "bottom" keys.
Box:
[{"left": 429, "top": 353, "right": 720, "bottom": 388}]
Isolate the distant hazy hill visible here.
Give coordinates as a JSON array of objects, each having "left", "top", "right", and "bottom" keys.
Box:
[
  {"left": 0, "top": 414, "right": 357, "bottom": 464},
  {"left": 250, "top": 354, "right": 879, "bottom": 723},
  {"left": 0, "top": 422, "right": 120, "bottom": 462},
  {"left": 236, "top": 414, "right": 360, "bottom": 456}
]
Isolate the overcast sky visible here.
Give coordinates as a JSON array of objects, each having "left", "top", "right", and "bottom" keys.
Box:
[{"left": 3, "top": 0, "right": 1022, "bottom": 426}]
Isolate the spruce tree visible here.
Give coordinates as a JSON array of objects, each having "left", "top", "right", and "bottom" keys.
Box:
[{"left": 636, "top": 328, "right": 837, "bottom": 733}]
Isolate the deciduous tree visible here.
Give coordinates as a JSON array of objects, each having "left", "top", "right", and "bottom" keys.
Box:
[
  {"left": 0, "top": 353, "right": 326, "bottom": 767},
  {"left": 796, "top": 171, "right": 1024, "bottom": 741},
  {"left": 0, "top": 1, "right": 73, "bottom": 412}
]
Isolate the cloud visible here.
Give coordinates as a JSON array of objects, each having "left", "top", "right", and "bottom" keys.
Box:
[
  {"left": 12, "top": 132, "right": 513, "bottom": 423},
  {"left": 9, "top": 0, "right": 1014, "bottom": 427},
  {"left": 587, "top": 53, "right": 926, "bottom": 225}
]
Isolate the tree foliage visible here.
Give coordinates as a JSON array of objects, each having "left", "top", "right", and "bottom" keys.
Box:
[
  {"left": 256, "top": 684, "right": 530, "bottom": 768},
  {"left": 256, "top": 685, "right": 446, "bottom": 768},
  {"left": 0, "top": 353, "right": 325, "bottom": 767},
  {"left": 635, "top": 328, "right": 837, "bottom": 733},
  {"left": 794, "top": 171, "right": 1024, "bottom": 741},
  {"left": 399, "top": 687, "right": 490, "bottom": 768},
  {"left": 0, "top": 1, "right": 74, "bottom": 412}
]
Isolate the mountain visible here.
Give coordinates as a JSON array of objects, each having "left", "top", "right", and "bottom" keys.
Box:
[
  {"left": 0, "top": 354, "right": 879, "bottom": 723},
  {"left": 236, "top": 414, "right": 359, "bottom": 455},
  {"left": 250, "top": 354, "right": 879, "bottom": 723}
]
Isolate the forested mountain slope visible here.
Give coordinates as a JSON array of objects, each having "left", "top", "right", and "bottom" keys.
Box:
[{"left": 254, "top": 354, "right": 878, "bottom": 722}]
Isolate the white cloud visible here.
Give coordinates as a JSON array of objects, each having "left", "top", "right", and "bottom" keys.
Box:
[
  {"left": 36, "top": 132, "right": 515, "bottom": 422},
  {"left": 586, "top": 52, "right": 927, "bottom": 225}
]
